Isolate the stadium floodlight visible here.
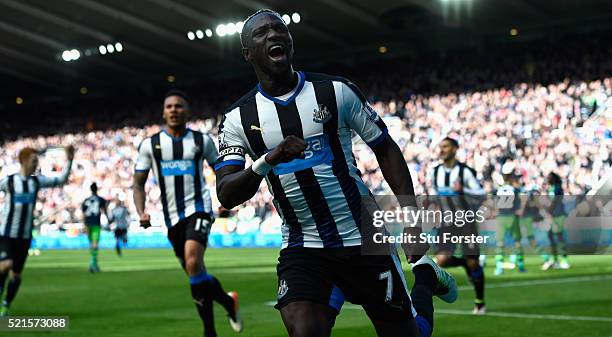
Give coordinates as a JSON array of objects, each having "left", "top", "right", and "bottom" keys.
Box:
[
  {"left": 115, "top": 42, "right": 123, "bottom": 52},
  {"left": 62, "top": 50, "right": 72, "bottom": 62},
  {"left": 216, "top": 24, "right": 227, "bottom": 37},
  {"left": 196, "top": 30, "right": 204, "bottom": 39},
  {"left": 107, "top": 44, "right": 115, "bottom": 53},
  {"left": 99, "top": 45, "right": 107, "bottom": 55},
  {"left": 282, "top": 14, "right": 291, "bottom": 25},
  {"left": 187, "top": 31, "right": 195, "bottom": 40},
  {"left": 205, "top": 29, "right": 213, "bottom": 37},
  {"left": 291, "top": 13, "right": 301, "bottom": 23},
  {"left": 226, "top": 22, "right": 237, "bottom": 35},
  {"left": 70, "top": 49, "right": 80, "bottom": 60},
  {"left": 236, "top": 21, "right": 244, "bottom": 33}
]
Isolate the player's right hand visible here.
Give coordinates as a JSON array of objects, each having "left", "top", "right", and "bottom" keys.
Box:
[
  {"left": 266, "top": 135, "right": 307, "bottom": 165},
  {"left": 139, "top": 213, "right": 152, "bottom": 229}
]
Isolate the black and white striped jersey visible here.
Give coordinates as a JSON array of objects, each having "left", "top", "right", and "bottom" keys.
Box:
[
  {"left": 215, "top": 71, "right": 388, "bottom": 249},
  {"left": 428, "top": 162, "right": 484, "bottom": 196},
  {"left": 135, "top": 129, "right": 217, "bottom": 227},
  {"left": 0, "top": 166, "right": 71, "bottom": 239}
]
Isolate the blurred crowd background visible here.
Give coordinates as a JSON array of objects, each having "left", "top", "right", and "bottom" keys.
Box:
[{"left": 0, "top": 31, "right": 610, "bottom": 234}]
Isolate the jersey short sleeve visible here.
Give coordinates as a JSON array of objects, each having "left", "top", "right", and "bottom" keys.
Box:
[
  {"left": 202, "top": 134, "right": 219, "bottom": 167},
  {"left": 214, "top": 111, "right": 247, "bottom": 171},
  {"left": 135, "top": 138, "right": 152, "bottom": 172},
  {"left": 0, "top": 176, "right": 8, "bottom": 192},
  {"left": 340, "top": 81, "right": 388, "bottom": 148},
  {"left": 99, "top": 196, "right": 107, "bottom": 209}
]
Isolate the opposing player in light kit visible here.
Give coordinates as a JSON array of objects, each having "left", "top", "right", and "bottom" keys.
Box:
[
  {"left": 494, "top": 163, "right": 526, "bottom": 275},
  {"left": 110, "top": 198, "right": 130, "bottom": 256},
  {"left": 216, "top": 10, "right": 457, "bottom": 337},
  {"left": 81, "top": 183, "right": 109, "bottom": 273},
  {"left": 0, "top": 146, "right": 74, "bottom": 316},
  {"left": 133, "top": 90, "right": 242, "bottom": 337},
  {"left": 428, "top": 137, "right": 487, "bottom": 314}
]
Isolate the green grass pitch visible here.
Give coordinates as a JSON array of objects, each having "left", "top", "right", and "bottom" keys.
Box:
[{"left": 5, "top": 248, "right": 612, "bottom": 337}]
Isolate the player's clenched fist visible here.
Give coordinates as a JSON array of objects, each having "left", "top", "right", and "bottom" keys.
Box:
[
  {"left": 266, "top": 135, "right": 307, "bottom": 165},
  {"left": 139, "top": 213, "right": 152, "bottom": 229}
]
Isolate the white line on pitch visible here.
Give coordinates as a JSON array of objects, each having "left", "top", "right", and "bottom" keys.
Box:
[
  {"left": 435, "top": 309, "right": 612, "bottom": 323},
  {"left": 263, "top": 302, "right": 612, "bottom": 322},
  {"left": 458, "top": 274, "right": 612, "bottom": 291}
]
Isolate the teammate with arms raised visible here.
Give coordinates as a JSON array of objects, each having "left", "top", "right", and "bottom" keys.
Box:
[
  {"left": 133, "top": 90, "right": 242, "bottom": 337},
  {"left": 0, "top": 146, "right": 74, "bottom": 316},
  {"left": 216, "top": 10, "right": 457, "bottom": 337},
  {"left": 81, "top": 183, "right": 109, "bottom": 273}
]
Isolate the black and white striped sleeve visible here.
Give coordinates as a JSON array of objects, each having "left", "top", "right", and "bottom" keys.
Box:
[
  {"left": 214, "top": 109, "right": 247, "bottom": 171},
  {"left": 202, "top": 134, "right": 219, "bottom": 167},
  {"left": 0, "top": 176, "right": 8, "bottom": 192},
  {"left": 135, "top": 138, "right": 152, "bottom": 173},
  {"left": 339, "top": 81, "right": 388, "bottom": 148}
]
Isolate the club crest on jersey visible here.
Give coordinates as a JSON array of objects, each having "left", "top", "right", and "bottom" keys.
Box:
[
  {"left": 278, "top": 279, "right": 289, "bottom": 299},
  {"left": 313, "top": 104, "right": 332, "bottom": 123}
]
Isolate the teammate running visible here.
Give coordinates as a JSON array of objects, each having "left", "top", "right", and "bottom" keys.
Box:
[
  {"left": 0, "top": 146, "right": 74, "bottom": 316},
  {"left": 428, "top": 137, "right": 486, "bottom": 314},
  {"left": 216, "top": 10, "right": 457, "bottom": 337},
  {"left": 82, "top": 183, "right": 109, "bottom": 273},
  {"left": 110, "top": 198, "right": 130, "bottom": 256},
  {"left": 133, "top": 90, "right": 242, "bottom": 337}
]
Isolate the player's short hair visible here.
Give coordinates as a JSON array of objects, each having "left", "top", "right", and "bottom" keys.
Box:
[
  {"left": 90, "top": 183, "right": 98, "bottom": 193},
  {"left": 164, "top": 89, "right": 189, "bottom": 104},
  {"left": 441, "top": 137, "right": 459, "bottom": 148},
  {"left": 240, "top": 9, "right": 284, "bottom": 48},
  {"left": 18, "top": 147, "right": 38, "bottom": 165}
]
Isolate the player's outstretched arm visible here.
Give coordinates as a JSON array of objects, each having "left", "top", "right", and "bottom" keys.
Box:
[{"left": 216, "top": 135, "right": 306, "bottom": 209}]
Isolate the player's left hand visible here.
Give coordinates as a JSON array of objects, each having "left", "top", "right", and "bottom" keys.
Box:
[{"left": 65, "top": 145, "right": 75, "bottom": 160}]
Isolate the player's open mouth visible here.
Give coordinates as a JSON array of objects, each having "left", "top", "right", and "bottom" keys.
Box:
[{"left": 267, "top": 44, "right": 286, "bottom": 62}]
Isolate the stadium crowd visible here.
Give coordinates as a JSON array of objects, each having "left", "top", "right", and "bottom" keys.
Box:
[{"left": 0, "top": 32, "right": 610, "bottom": 233}]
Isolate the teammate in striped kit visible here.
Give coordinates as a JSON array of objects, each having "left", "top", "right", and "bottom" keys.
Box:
[
  {"left": 427, "top": 137, "right": 487, "bottom": 314},
  {"left": 0, "top": 146, "right": 74, "bottom": 316},
  {"left": 216, "top": 10, "right": 457, "bottom": 337},
  {"left": 133, "top": 90, "right": 242, "bottom": 337},
  {"left": 81, "top": 183, "right": 109, "bottom": 273}
]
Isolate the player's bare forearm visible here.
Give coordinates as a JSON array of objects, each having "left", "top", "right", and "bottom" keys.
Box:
[
  {"left": 372, "top": 135, "right": 416, "bottom": 202},
  {"left": 217, "top": 135, "right": 306, "bottom": 209},
  {"left": 373, "top": 135, "right": 426, "bottom": 259},
  {"left": 132, "top": 172, "right": 148, "bottom": 217},
  {"left": 216, "top": 165, "right": 265, "bottom": 209}
]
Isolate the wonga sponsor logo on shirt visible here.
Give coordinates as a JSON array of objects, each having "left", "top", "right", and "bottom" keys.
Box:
[{"left": 160, "top": 160, "right": 196, "bottom": 176}]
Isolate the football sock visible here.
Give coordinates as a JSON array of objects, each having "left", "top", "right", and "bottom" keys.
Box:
[
  {"left": 469, "top": 266, "right": 485, "bottom": 304},
  {"left": 555, "top": 232, "right": 567, "bottom": 257},
  {"left": 209, "top": 276, "right": 235, "bottom": 319},
  {"left": 447, "top": 256, "right": 467, "bottom": 269},
  {"left": 411, "top": 265, "right": 436, "bottom": 331},
  {"left": 5, "top": 276, "right": 21, "bottom": 306},
  {"left": 190, "top": 272, "right": 217, "bottom": 337},
  {"left": 547, "top": 230, "right": 558, "bottom": 260},
  {"left": 0, "top": 271, "right": 8, "bottom": 298}
]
